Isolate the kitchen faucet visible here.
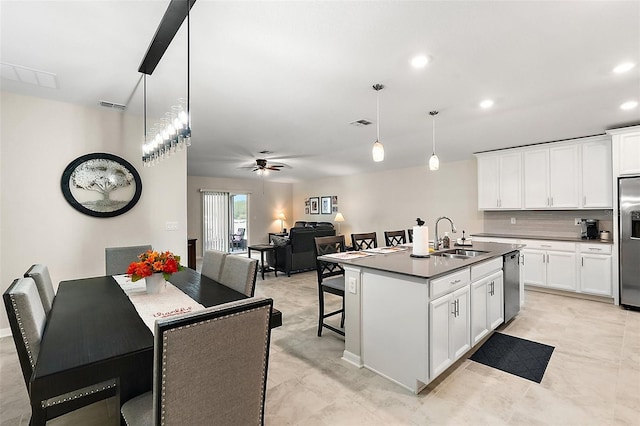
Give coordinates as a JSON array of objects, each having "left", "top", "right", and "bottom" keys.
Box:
[{"left": 434, "top": 216, "right": 457, "bottom": 250}]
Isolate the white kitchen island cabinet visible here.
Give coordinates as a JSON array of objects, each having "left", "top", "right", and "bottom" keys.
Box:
[{"left": 326, "top": 242, "right": 522, "bottom": 394}]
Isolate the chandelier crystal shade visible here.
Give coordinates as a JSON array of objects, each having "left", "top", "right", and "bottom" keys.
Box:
[
  {"left": 140, "top": 0, "right": 192, "bottom": 167},
  {"left": 372, "top": 84, "right": 385, "bottom": 162},
  {"left": 429, "top": 110, "right": 440, "bottom": 171}
]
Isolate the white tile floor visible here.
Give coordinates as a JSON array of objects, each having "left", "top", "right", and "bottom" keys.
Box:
[{"left": 1, "top": 269, "right": 639, "bottom": 425}]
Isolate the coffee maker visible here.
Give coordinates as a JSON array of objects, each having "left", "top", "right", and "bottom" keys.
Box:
[{"left": 581, "top": 219, "right": 599, "bottom": 240}]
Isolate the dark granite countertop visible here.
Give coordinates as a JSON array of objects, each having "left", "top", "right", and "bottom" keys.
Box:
[
  {"left": 319, "top": 242, "right": 522, "bottom": 280},
  {"left": 471, "top": 233, "right": 613, "bottom": 245}
]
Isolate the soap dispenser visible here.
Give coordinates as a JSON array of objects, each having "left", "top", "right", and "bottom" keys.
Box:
[{"left": 443, "top": 232, "right": 450, "bottom": 249}]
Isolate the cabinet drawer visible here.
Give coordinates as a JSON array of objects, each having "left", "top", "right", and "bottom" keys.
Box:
[
  {"left": 579, "top": 244, "right": 612, "bottom": 255},
  {"left": 471, "top": 257, "right": 503, "bottom": 281},
  {"left": 520, "top": 239, "right": 575, "bottom": 252},
  {"left": 431, "top": 268, "right": 470, "bottom": 299}
]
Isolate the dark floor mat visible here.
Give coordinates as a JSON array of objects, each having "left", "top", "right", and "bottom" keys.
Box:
[{"left": 470, "top": 332, "right": 554, "bottom": 383}]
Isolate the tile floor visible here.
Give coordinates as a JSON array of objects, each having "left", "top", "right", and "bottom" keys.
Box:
[{"left": 1, "top": 269, "right": 639, "bottom": 425}]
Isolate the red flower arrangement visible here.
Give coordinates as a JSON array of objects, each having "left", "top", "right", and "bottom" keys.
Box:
[{"left": 127, "top": 250, "right": 184, "bottom": 282}]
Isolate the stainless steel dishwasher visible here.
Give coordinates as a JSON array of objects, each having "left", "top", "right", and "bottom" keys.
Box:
[{"left": 503, "top": 251, "right": 521, "bottom": 322}]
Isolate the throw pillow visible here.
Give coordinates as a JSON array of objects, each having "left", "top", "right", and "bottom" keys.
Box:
[{"left": 271, "top": 236, "right": 289, "bottom": 247}]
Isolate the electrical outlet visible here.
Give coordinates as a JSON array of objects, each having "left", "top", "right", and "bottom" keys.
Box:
[
  {"left": 510, "top": 217, "right": 516, "bottom": 224},
  {"left": 348, "top": 277, "right": 357, "bottom": 294},
  {"left": 575, "top": 218, "right": 582, "bottom": 226}
]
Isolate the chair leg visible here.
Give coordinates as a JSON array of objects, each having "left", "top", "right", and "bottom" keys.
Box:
[
  {"left": 317, "top": 288, "right": 325, "bottom": 337},
  {"left": 340, "top": 296, "right": 345, "bottom": 328}
]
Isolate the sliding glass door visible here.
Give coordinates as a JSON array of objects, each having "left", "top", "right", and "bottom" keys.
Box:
[{"left": 202, "top": 191, "right": 249, "bottom": 253}]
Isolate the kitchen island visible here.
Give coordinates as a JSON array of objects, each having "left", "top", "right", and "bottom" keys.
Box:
[{"left": 320, "top": 241, "right": 522, "bottom": 393}]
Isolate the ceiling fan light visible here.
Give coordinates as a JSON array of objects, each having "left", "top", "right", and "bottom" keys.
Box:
[
  {"left": 372, "top": 141, "right": 385, "bottom": 162},
  {"left": 429, "top": 153, "right": 440, "bottom": 171}
]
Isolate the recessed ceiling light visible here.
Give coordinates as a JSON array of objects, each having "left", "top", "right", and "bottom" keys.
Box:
[
  {"left": 613, "top": 62, "right": 635, "bottom": 74},
  {"left": 411, "top": 55, "right": 429, "bottom": 68},
  {"left": 620, "top": 101, "right": 638, "bottom": 110},
  {"left": 480, "top": 99, "right": 494, "bottom": 109}
]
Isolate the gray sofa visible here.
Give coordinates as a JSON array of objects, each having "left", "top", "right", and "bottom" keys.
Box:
[{"left": 269, "top": 224, "right": 336, "bottom": 276}]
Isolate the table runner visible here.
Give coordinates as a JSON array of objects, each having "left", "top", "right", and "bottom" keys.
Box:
[{"left": 113, "top": 274, "right": 205, "bottom": 333}]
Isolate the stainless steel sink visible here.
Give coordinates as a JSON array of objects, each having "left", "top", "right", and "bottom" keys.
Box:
[{"left": 432, "top": 249, "right": 488, "bottom": 259}]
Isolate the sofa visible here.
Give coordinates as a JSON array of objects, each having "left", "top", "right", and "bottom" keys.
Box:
[{"left": 268, "top": 224, "right": 336, "bottom": 276}]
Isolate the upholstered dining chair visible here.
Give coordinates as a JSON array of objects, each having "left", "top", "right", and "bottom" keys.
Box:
[
  {"left": 201, "top": 250, "right": 228, "bottom": 282},
  {"left": 24, "top": 264, "right": 55, "bottom": 315},
  {"left": 3, "top": 277, "right": 117, "bottom": 423},
  {"left": 408, "top": 228, "right": 414, "bottom": 243},
  {"left": 105, "top": 244, "right": 152, "bottom": 275},
  {"left": 218, "top": 255, "right": 259, "bottom": 297},
  {"left": 384, "top": 230, "right": 407, "bottom": 247},
  {"left": 351, "top": 232, "right": 378, "bottom": 250},
  {"left": 120, "top": 297, "right": 273, "bottom": 426},
  {"left": 313, "top": 235, "right": 346, "bottom": 337}
]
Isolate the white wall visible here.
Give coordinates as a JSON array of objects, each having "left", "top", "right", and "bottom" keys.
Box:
[
  {"left": 187, "top": 175, "right": 293, "bottom": 257},
  {"left": 0, "top": 92, "right": 187, "bottom": 332},
  {"left": 292, "top": 159, "right": 483, "bottom": 245}
]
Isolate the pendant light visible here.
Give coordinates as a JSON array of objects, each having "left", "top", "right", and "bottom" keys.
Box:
[
  {"left": 372, "top": 84, "right": 385, "bottom": 162},
  {"left": 429, "top": 110, "right": 440, "bottom": 171}
]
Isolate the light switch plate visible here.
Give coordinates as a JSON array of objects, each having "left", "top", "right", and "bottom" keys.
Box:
[
  {"left": 348, "top": 277, "right": 357, "bottom": 294},
  {"left": 165, "top": 221, "right": 178, "bottom": 231},
  {"left": 510, "top": 217, "right": 516, "bottom": 224}
]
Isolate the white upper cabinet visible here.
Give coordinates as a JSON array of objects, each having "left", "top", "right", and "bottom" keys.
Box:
[
  {"left": 477, "top": 152, "right": 522, "bottom": 210},
  {"left": 478, "top": 135, "right": 612, "bottom": 210},
  {"left": 582, "top": 138, "right": 612, "bottom": 208},
  {"left": 609, "top": 128, "right": 640, "bottom": 176}
]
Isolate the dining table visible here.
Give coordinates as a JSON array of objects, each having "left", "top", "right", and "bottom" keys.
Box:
[{"left": 29, "top": 268, "right": 282, "bottom": 426}]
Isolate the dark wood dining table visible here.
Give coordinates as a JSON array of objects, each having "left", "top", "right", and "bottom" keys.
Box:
[{"left": 29, "top": 268, "right": 282, "bottom": 425}]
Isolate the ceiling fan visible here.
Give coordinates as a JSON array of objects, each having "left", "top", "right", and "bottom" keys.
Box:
[{"left": 251, "top": 159, "right": 284, "bottom": 175}]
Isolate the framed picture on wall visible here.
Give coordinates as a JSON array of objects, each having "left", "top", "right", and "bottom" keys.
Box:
[
  {"left": 332, "top": 195, "right": 338, "bottom": 205},
  {"left": 305, "top": 207, "right": 309, "bottom": 214},
  {"left": 332, "top": 206, "right": 338, "bottom": 213},
  {"left": 309, "top": 197, "right": 319, "bottom": 214},
  {"left": 321, "top": 196, "right": 332, "bottom": 214}
]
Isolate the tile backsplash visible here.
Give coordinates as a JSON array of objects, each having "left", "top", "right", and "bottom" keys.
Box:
[{"left": 483, "top": 210, "right": 613, "bottom": 239}]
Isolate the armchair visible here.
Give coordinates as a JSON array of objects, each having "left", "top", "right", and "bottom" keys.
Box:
[{"left": 230, "top": 228, "right": 246, "bottom": 250}]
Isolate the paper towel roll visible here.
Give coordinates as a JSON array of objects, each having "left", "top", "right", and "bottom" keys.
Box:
[{"left": 412, "top": 226, "right": 429, "bottom": 256}]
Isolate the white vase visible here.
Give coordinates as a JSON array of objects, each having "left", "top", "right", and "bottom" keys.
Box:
[{"left": 145, "top": 273, "right": 166, "bottom": 294}]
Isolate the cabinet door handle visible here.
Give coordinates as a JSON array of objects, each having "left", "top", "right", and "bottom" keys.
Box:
[
  {"left": 451, "top": 279, "right": 461, "bottom": 285},
  {"left": 456, "top": 299, "right": 460, "bottom": 316},
  {"left": 550, "top": 196, "right": 554, "bottom": 206},
  {"left": 541, "top": 244, "right": 552, "bottom": 248},
  {"left": 522, "top": 255, "right": 525, "bottom": 266},
  {"left": 547, "top": 197, "right": 550, "bottom": 206},
  {"left": 582, "top": 258, "right": 584, "bottom": 267},
  {"left": 451, "top": 301, "right": 456, "bottom": 316},
  {"left": 588, "top": 248, "right": 602, "bottom": 251},
  {"left": 583, "top": 196, "right": 586, "bottom": 205}
]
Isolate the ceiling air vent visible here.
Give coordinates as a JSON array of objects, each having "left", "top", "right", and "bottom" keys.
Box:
[
  {"left": 99, "top": 100, "right": 127, "bottom": 111},
  {"left": 349, "top": 119, "right": 372, "bottom": 127}
]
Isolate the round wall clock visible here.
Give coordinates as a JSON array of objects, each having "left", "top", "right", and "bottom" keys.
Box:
[{"left": 61, "top": 153, "right": 142, "bottom": 218}]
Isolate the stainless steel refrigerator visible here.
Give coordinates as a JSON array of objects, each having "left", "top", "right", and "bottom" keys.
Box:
[{"left": 619, "top": 176, "right": 640, "bottom": 309}]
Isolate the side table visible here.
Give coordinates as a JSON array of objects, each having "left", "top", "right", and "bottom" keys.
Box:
[{"left": 247, "top": 244, "right": 278, "bottom": 280}]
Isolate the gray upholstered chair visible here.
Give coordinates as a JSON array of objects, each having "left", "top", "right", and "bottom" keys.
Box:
[
  {"left": 313, "top": 235, "right": 346, "bottom": 336},
  {"left": 120, "top": 297, "right": 273, "bottom": 426},
  {"left": 218, "top": 255, "right": 259, "bottom": 297},
  {"left": 384, "top": 230, "right": 406, "bottom": 247},
  {"left": 201, "top": 249, "right": 228, "bottom": 282},
  {"left": 3, "top": 277, "right": 117, "bottom": 423},
  {"left": 351, "top": 232, "right": 378, "bottom": 250},
  {"left": 105, "top": 244, "right": 152, "bottom": 275},
  {"left": 24, "top": 264, "right": 55, "bottom": 315}
]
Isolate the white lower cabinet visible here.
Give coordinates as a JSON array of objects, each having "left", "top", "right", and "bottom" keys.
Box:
[
  {"left": 579, "top": 244, "right": 612, "bottom": 296},
  {"left": 429, "top": 285, "right": 470, "bottom": 378},
  {"left": 471, "top": 270, "right": 504, "bottom": 345},
  {"left": 522, "top": 241, "right": 576, "bottom": 291}
]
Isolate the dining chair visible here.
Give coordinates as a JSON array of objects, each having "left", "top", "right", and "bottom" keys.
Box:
[
  {"left": 351, "top": 232, "right": 378, "bottom": 250},
  {"left": 120, "top": 297, "right": 273, "bottom": 426},
  {"left": 218, "top": 254, "right": 259, "bottom": 297},
  {"left": 313, "top": 235, "right": 346, "bottom": 337},
  {"left": 105, "top": 244, "right": 152, "bottom": 275},
  {"left": 408, "top": 228, "right": 414, "bottom": 243},
  {"left": 3, "top": 277, "right": 117, "bottom": 423},
  {"left": 24, "top": 264, "right": 55, "bottom": 315},
  {"left": 201, "top": 249, "right": 228, "bottom": 282},
  {"left": 384, "top": 230, "right": 407, "bottom": 247}
]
